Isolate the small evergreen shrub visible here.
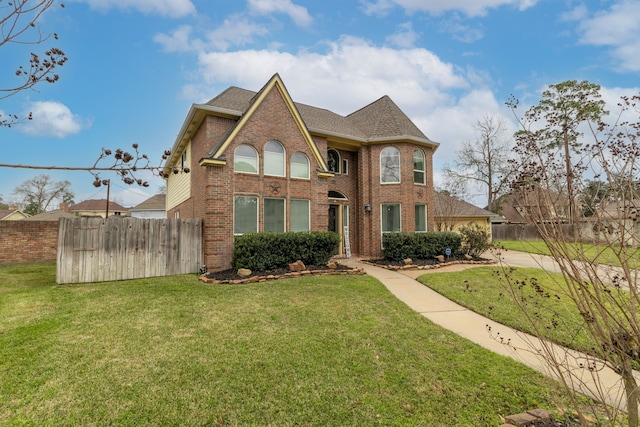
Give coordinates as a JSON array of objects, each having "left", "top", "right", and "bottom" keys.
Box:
[
  {"left": 458, "top": 223, "right": 491, "bottom": 257},
  {"left": 232, "top": 232, "right": 341, "bottom": 271},
  {"left": 382, "top": 232, "right": 462, "bottom": 261}
]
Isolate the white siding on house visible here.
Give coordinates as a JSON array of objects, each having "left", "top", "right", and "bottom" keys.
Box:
[
  {"left": 166, "top": 143, "right": 191, "bottom": 210},
  {"left": 131, "top": 210, "right": 166, "bottom": 219}
]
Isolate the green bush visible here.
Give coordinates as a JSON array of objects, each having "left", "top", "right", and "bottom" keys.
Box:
[
  {"left": 458, "top": 223, "right": 491, "bottom": 257},
  {"left": 232, "top": 232, "right": 341, "bottom": 271},
  {"left": 382, "top": 232, "right": 462, "bottom": 261}
]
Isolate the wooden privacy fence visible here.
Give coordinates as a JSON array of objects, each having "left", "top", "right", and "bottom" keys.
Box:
[{"left": 57, "top": 217, "right": 203, "bottom": 284}]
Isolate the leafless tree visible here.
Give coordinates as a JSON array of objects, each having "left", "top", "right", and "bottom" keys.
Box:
[
  {"left": 443, "top": 115, "right": 514, "bottom": 213},
  {"left": 502, "top": 81, "right": 640, "bottom": 426},
  {"left": 1, "top": 0, "right": 68, "bottom": 127},
  {"left": 13, "top": 173, "right": 72, "bottom": 214}
]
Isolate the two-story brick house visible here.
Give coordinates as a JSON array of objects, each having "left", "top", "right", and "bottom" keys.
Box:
[{"left": 164, "top": 74, "right": 439, "bottom": 271}]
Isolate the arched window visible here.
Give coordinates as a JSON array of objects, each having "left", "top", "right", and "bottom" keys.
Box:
[
  {"left": 413, "top": 149, "right": 425, "bottom": 184},
  {"left": 264, "top": 140, "right": 285, "bottom": 176},
  {"left": 327, "top": 149, "right": 340, "bottom": 173},
  {"left": 234, "top": 144, "right": 258, "bottom": 174},
  {"left": 291, "top": 152, "right": 310, "bottom": 179},
  {"left": 380, "top": 147, "right": 400, "bottom": 183}
]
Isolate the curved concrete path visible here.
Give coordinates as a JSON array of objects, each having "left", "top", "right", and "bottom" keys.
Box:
[{"left": 342, "top": 253, "right": 635, "bottom": 412}]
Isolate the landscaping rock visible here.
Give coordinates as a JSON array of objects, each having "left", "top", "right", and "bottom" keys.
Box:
[
  {"left": 403, "top": 258, "right": 413, "bottom": 265},
  {"left": 237, "top": 268, "right": 252, "bottom": 277},
  {"left": 289, "top": 260, "right": 306, "bottom": 272},
  {"left": 326, "top": 261, "right": 337, "bottom": 269},
  {"left": 435, "top": 255, "right": 445, "bottom": 262}
]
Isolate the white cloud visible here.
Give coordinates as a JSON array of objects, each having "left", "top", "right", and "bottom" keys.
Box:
[
  {"left": 361, "top": 0, "right": 538, "bottom": 17},
  {"left": 73, "top": 0, "right": 196, "bottom": 18},
  {"left": 20, "top": 101, "right": 88, "bottom": 138},
  {"left": 155, "top": 17, "right": 269, "bottom": 53},
  {"left": 153, "top": 25, "right": 200, "bottom": 53},
  {"left": 248, "top": 0, "right": 312, "bottom": 28},
  {"left": 206, "top": 16, "right": 269, "bottom": 51},
  {"left": 575, "top": 1, "right": 640, "bottom": 71},
  {"left": 386, "top": 22, "right": 419, "bottom": 48}
]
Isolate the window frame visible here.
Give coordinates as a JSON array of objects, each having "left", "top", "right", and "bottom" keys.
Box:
[
  {"left": 380, "top": 146, "right": 401, "bottom": 184},
  {"left": 413, "top": 149, "right": 426, "bottom": 185},
  {"left": 381, "top": 203, "right": 401, "bottom": 234},
  {"left": 264, "top": 197, "right": 286, "bottom": 233},
  {"left": 234, "top": 144, "right": 259, "bottom": 174},
  {"left": 264, "top": 140, "right": 285, "bottom": 177},
  {"left": 327, "top": 149, "right": 340, "bottom": 173},
  {"left": 290, "top": 199, "right": 310, "bottom": 232},
  {"left": 233, "top": 195, "right": 258, "bottom": 235},
  {"left": 415, "top": 204, "right": 427, "bottom": 232},
  {"left": 291, "top": 152, "right": 310, "bottom": 179}
]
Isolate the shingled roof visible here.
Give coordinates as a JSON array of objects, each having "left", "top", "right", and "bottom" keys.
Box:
[
  {"left": 131, "top": 194, "right": 166, "bottom": 211},
  {"left": 434, "top": 192, "right": 498, "bottom": 219},
  {"left": 204, "top": 85, "right": 429, "bottom": 141},
  {"left": 70, "top": 199, "right": 129, "bottom": 213},
  {"left": 167, "top": 74, "right": 439, "bottom": 174}
]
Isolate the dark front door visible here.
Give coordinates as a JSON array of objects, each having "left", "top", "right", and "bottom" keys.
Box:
[{"left": 328, "top": 205, "right": 339, "bottom": 234}]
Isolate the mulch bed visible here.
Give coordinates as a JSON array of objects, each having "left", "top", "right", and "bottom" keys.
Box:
[{"left": 201, "top": 262, "right": 361, "bottom": 284}]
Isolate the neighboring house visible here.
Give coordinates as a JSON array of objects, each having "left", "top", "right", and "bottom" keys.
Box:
[
  {"left": 433, "top": 192, "right": 499, "bottom": 239},
  {"left": 69, "top": 199, "right": 130, "bottom": 218},
  {"left": 0, "top": 208, "right": 29, "bottom": 221},
  {"left": 495, "top": 190, "right": 569, "bottom": 224},
  {"left": 164, "top": 73, "right": 440, "bottom": 271},
  {"left": 131, "top": 194, "right": 166, "bottom": 219},
  {"left": 23, "top": 209, "right": 76, "bottom": 221}
]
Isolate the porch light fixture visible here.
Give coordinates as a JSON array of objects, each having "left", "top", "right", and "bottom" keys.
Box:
[{"left": 364, "top": 203, "right": 372, "bottom": 212}]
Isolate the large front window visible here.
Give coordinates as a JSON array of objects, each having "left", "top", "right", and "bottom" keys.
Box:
[
  {"left": 380, "top": 147, "right": 400, "bottom": 183},
  {"left": 413, "top": 149, "right": 425, "bottom": 184},
  {"left": 381, "top": 203, "right": 401, "bottom": 233},
  {"left": 290, "top": 199, "right": 310, "bottom": 231},
  {"left": 264, "top": 140, "right": 285, "bottom": 176},
  {"left": 264, "top": 198, "right": 285, "bottom": 232},
  {"left": 234, "top": 196, "right": 258, "bottom": 234}
]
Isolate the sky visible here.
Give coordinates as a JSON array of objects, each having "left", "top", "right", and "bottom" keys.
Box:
[{"left": 2, "top": 0, "right": 640, "bottom": 209}]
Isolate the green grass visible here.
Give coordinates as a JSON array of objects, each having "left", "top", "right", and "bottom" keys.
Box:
[
  {"left": 0, "top": 262, "right": 579, "bottom": 426},
  {"left": 495, "top": 240, "right": 640, "bottom": 268},
  {"left": 417, "top": 267, "right": 597, "bottom": 355}
]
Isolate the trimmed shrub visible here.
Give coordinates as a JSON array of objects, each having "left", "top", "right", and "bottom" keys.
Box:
[
  {"left": 232, "top": 232, "right": 341, "bottom": 271},
  {"left": 459, "top": 223, "right": 491, "bottom": 257},
  {"left": 382, "top": 232, "right": 462, "bottom": 261}
]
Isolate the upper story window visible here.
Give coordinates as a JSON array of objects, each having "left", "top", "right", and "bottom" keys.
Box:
[
  {"left": 327, "top": 149, "right": 340, "bottom": 173},
  {"left": 291, "top": 152, "right": 310, "bottom": 179},
  {"left": 264, "top": 140, "right": 285, "bottom": 176},
  {"left": 234, "top": 144, "right": 258, "bottom": 174},
  {"left": 380, "top": 147, "right": 400, "bottom": 183},
  {"left": 413, "top": 149, "right": 426, "bottom": 184}
]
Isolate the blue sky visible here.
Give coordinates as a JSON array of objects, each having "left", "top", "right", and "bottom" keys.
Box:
[{"left": 2, "top": 0, "right": 640, "bottom": 208}]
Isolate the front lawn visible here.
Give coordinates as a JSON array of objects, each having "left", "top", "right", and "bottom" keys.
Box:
[
  {"left": 0, "top": 261, "right": 578, "bottom": 426},
  {"left": 417, "top": 267, "right": 595, "bottom": 355},
  {"left": 495, "top": 240, "right": 640, "bottom": 269}
]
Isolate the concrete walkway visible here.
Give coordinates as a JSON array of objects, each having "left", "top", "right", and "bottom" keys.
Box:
[{"left": 342, "top": 253, "right": 635, "bottom": 412}]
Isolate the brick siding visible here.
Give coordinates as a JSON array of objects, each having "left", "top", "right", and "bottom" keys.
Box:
[{"left": 0, "top": 221, "right": 58, "bottom": 263}]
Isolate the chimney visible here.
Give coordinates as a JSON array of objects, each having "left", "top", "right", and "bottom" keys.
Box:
[{"left": 59, "top": 202, "right": 69, "bottom": 212}]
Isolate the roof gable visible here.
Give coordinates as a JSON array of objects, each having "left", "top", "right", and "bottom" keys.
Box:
[
  {"left": 203, "top": 73, "right": 329, "bottom": 172},
  {"left": 131, "top": 194, "right": 166, "bottom": 211}
]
